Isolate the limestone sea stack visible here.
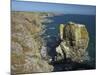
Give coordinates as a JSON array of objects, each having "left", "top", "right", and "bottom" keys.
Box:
[{"left": 56, "top": 22, "right": 89, "bottom": 63}]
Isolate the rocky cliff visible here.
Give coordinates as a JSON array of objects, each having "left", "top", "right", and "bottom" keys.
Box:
[
  {"left": 56, "top": 22, "right": 89, "bottom": 63},
  {"left": 11, "top": 12, "right": 54, "bottom": 74}
]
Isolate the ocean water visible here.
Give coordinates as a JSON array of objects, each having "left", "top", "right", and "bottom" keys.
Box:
[{"left": 42, "top": 14, "right": 96, "bottom": 71}]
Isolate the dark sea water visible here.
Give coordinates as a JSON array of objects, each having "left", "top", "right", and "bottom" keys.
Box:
[{"left": 42, "top": 14, "right": 96, "bottom": 71}]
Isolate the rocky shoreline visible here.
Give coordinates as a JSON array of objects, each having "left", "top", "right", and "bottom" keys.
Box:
[{"left": 11, "top": 11, "right": 92, "bottom": 74}]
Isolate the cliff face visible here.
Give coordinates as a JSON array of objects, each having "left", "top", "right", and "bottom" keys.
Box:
[
  {"left": 56, "top": 22, "right": 89, "bottom": 63},
  {"left": 11, "top": 12, "right": 53, "bottom": 74}
]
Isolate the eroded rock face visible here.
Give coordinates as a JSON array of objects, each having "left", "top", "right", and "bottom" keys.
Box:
[
  {"left": 11, "top": 12, "right": 53, "bottom": 74},
  {"left": 56, "top": 22, "right": 89, "bottom": 63}
]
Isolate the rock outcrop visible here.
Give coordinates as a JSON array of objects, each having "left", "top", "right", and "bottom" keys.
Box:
[
  {"left": 56, "top": 22, "right": 89, "bottom": 63},
  {"left": 11, "top": 12, "right": 53, "bottom": 74}
]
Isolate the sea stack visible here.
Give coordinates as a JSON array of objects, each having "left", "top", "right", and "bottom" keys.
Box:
[{"left": 56, "top": 22, "right": 89, "bottom": 63}]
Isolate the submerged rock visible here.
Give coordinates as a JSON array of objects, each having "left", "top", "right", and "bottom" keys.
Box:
[{"left": 56, "top": 22, "right": 89, "bottom": 63}]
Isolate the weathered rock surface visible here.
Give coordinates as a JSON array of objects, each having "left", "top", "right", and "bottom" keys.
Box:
[
  {"left": 56, "top": 22, "right": 89, "bottom": 63},
  {"left": 11, "top": 12, "right": 53, "bottom": 74}
]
